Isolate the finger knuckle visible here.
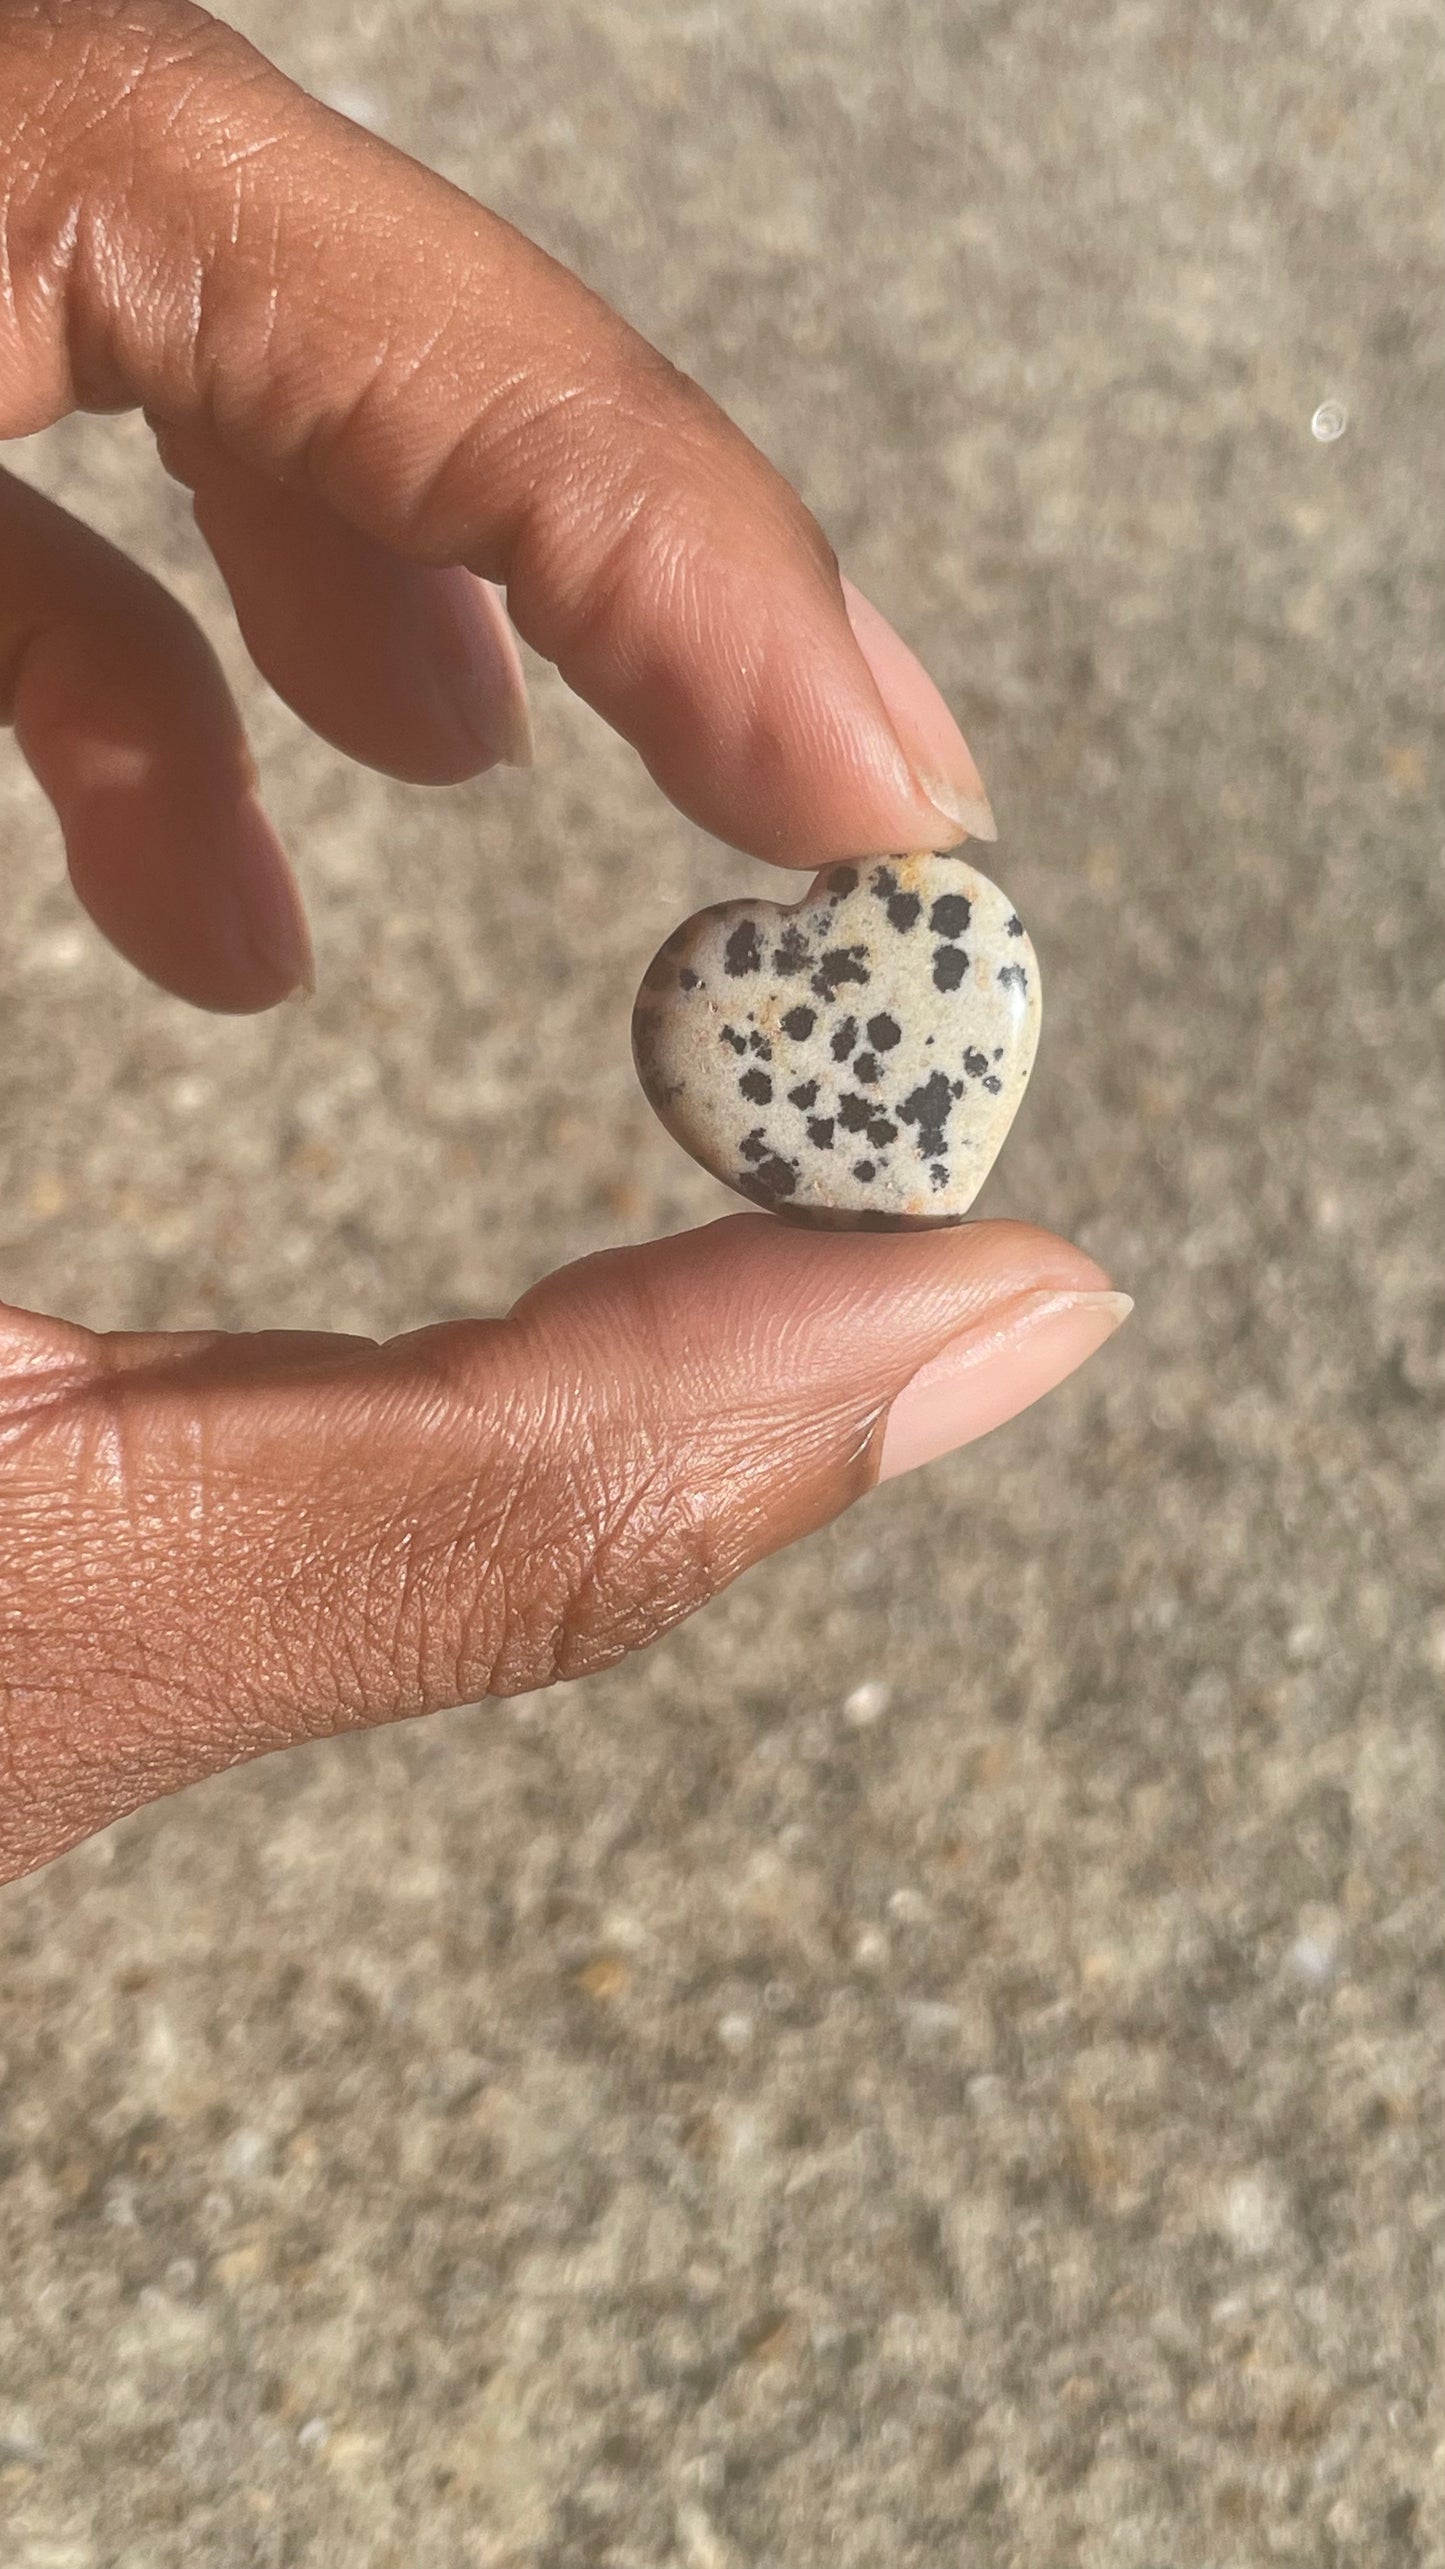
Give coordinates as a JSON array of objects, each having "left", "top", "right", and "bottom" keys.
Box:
[
  {"left": 547, "top": 1442, "right": 726, "bottom": 1683},
  {"left": 377, "top": 1349, "right": 735, "bottom": 1702},
  {"left": 481, "top": 1433, "right": 729, "bottom": 1697},
  {"left": 492, "top": 353, "right": 831, "bottom": 659}
]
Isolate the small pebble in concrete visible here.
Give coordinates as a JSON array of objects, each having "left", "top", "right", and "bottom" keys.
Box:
[
  {"left": 632, "top": 853, "right": 1041, "bottom": 1227},
  {"left": 842, "top": 1679, "right": 892, "bottom": 1727}
]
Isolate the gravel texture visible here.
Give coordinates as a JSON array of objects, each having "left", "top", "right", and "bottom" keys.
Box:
[{"left": 1, "top": 1, "right": 1442, "bottom": 2563}]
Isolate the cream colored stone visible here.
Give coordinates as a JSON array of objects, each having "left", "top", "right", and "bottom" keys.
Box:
[{"left": 632, "top": 853, "right": 1041, "bottom": 1227}]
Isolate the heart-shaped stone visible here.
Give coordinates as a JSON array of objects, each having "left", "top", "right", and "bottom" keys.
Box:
[{"left": 632, "top": 852, "right": 1041, "bottom": 1228}]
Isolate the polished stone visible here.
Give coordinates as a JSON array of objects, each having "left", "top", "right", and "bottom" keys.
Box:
[{"left": 632, "top": 852, "right": 1041, "bottom": 1226}]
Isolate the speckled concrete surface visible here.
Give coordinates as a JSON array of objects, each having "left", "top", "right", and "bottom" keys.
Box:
[{"left": 2, "top": 2, "right": 1443, "bottom": 2563}]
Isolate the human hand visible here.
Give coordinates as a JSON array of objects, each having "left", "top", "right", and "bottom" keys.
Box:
[{"left": 0, "top": 0, "right": 1127, "bottom": 1882}]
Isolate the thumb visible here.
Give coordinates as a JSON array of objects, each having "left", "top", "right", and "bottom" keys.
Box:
[{"left": 0, "top": 1219, "right": 1127, "bottom": 1880}]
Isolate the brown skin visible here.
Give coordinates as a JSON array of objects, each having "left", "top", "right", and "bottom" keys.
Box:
[{"left": 0, "top": 1, "right": 1104, "bottom": 1883}]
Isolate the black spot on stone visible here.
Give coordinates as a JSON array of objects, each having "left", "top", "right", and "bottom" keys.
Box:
[
  {"left": 788, "top": 1079, "right": 819, "bottom": 1109},
  {"left": 887, "top": 892, "right": 922, "bottom": 933},
  {"left": 748, "top": 1031, "right": 773, "bottom": 1060},
  {"left": 739, "top": 1154, "right": 798, "bottom": 1204},
  {"left": 933, "top": 945, "right": 969, "bottom": 993},
  {"left": 867, "top": 1013, "right": 902, "bottom": 1051},
  {"left": 678, "top": 967, "right": 699, "bottom": 990},
  {"left": 721, "top": 1026, "right": 747, "bottom": 1055},
  {"left": 899, "top": 1069, "right": 956, "bottom": 1162},
  {"left": 962, "top": 1047, "right": 989, "bottom": 1079},
  {"left": 929, "top": 893, "right": 972, "bottom": 939},
  {"left": 950, "top": 1080, "right": 964, "bottom": 1099},
  {"left": 852, "top": 1160, "right": 877, "bottom": 1184},
  {"left": 983, "top": 1074, "right": 1002, "bottom": 1094},
  {"left": 806, "top": 1117, "right": 835, "bottom": 1149},
  {"left": 830, "top": 1017, "right": 858, "bottom": 1061},
  {"left": 779, "top": 1008, "right": 813, "bottom": 1045},
  {"left": 838, "top": 1092, "right": 873, "bottom": 1133},
  {"left": 1006, "top": 914, "right": 1025, "bottom": 937},
  {"left": 853, "top": 1051, "right": 881, "bottom": 1085},
  {"left": 827, "top": 866, "right": 859, "bottom": 898},
  {"left": 739, "top": 1067, "right": 773, "bottom": 1105},
  {"left": 997, "top": 962, "right": 1029, "bottom": 995},
  {"left": 739, "top": 1129, "right": 768, "bottom": 1164},
  {"left": 869, "top": 866, "right": 898, "bottom": 899},
  {"left": 867, "top": 1117, "right": 898, "bottom": 1148},
  {"left": 993, "top": 1047, "right": 1003, "bottom": 1060},
  {"left": 773, "top": 925, "right": 810, "bottom": 977},
  {"left": 929, "top": 1162, "right": 949, "bottom": 1191},
  {"left": 725, "top": 921, "right": 762, "bottom": 976},
  {"left": 811, "top": 946, "right": 871, "bottom": 1001}
]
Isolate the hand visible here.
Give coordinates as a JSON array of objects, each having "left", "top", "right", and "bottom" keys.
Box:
[{"left": 0, "top": 0, "right": 1127, "bottom": 1882}]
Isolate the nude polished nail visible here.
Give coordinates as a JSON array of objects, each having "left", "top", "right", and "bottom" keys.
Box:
[
  {"left": 232, "top": 794, "right": 316, "bottom": 998},
  {"left": 877, "top": 1288, "right": 1132, "bottom": 1482},
  {"left": 439, "top": 575, "right": 534, "bottom": 769},
  {"left": 842, "top": 576, "right": 997, "bottom": 844}
]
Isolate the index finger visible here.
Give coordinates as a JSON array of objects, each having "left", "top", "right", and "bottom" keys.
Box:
[{"left": 0, "top": 0, "right": 992, "bottom": 863}]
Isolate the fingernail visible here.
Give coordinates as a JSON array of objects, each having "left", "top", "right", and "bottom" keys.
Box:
[
  {"left": 440, "top": 577, "right": 533, "bottom": 769},
  {"left": 233, "top": 794, "right": 316, "bottom": 997},
  {"left": 842, "top": 576, "right": 997, "bottom": 844},
  {"left": 877, "top": 1288, "right": 1131, "bottom": 1483}
]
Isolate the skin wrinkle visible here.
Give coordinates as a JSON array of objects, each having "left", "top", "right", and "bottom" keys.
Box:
[
  {"left": 486, "top": 371, "right": 759, "bottom": 632},
  {"left": 219, "top": 246, "right": 463, "bottom": 526},
  {"left": 316, "top": 1374, "right": 537, "bottom": 1700},
  {"left": 365, "top": 1495, "right": 507, "bottom": 1713},
  {"left": 469, "top": 380, "right": 681, "bottom": 630},
  {"left": 30, "top": 13, "right": 224, "bottom": 320},
  {"left": 419, "top": 1414, "right": 564, "bottom": 1697},
  {"left": 336, "top": 370, "right": 498, "bottom": 571},
  {"left": 0, "top": 1376, "right": 100, "bottom": 1461},
  {"left": 0, "top": 182, "right": 77, "bottom": 437},
  {"left": 399, "top": 1367, "right": 687, "bottom": 1693},
  {"left": 552, "top": 1451, "right": 715, "bottom": 1668},
  {"left": 0, "top": 1495, "right": 224, "bottom": 1774}
]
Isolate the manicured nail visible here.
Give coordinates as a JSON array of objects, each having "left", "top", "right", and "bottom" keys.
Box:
[
  {"left": 842, "top": 576, "right": 997, "bottom": 844},
  {"left": 233, "top": 794, "right": 315, "bottom": 997},
  {"left": 877, "top": 1288, "right": 1131, "bottom": 1482},
  {"left": 441, "top": 577, "right": 533, "bottom": 769}
]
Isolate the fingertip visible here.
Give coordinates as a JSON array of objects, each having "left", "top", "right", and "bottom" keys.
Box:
[
  {"left": 187, "top": 446, "right": 536, "bottom": 788},
  {"left": 875, "top": 1285, "right": 1131, "bottom": 1482},
  {"left": 64, "top": 773, "right": 314, "bottom": 1014}
]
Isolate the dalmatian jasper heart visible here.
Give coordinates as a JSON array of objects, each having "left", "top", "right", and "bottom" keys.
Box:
[{"left": 632, "top": 852, "right": 1041, "bottom": 1228}]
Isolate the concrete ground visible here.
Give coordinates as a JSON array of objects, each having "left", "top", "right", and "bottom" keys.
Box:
[{"left": 1, "top": 0, "right": 1442, "bottom": 2561}]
